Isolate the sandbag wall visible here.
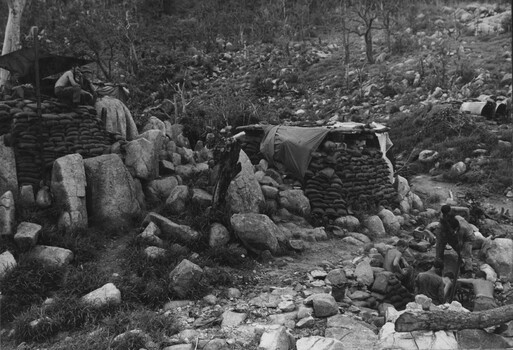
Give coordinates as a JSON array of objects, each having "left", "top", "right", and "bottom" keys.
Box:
[
  {"left": 305, "top": 146, "right": 397, "bottom": 218},
  {"left": 2, "top": 98, "right": 116, "bottom": 188}
]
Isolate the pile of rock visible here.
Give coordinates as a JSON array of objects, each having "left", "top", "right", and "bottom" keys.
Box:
[{"left": 306, "top": 146, "right": 396, "bottom": 218}]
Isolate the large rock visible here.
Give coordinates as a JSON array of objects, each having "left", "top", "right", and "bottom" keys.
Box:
[
  {"left": 395, "top": 175, "right": 410, "bottom": 200},
  {"left": 363, "top": 215, "right": 386, "bottom": 237},
  {"left": 191, "top": 188, "right": 212, "bottom": 207},
  {"left": 14, "top": 222, "right": 42, "bottom": 250},
  {"left": 51, "top": 154, "right": 88, "bottom": 232},
  {"left": 226, "top": 150, "right": 265, "bottom": 214},
  {"left": 448, "top": 161, "right": 467, "bottom": 178},
  {"left": 325, "top": 314, "right": 378, "bottom": 349},
  {"left": 378, "top": 322, "right": 458, "bottom": 350},
  {"left": 165, "top": 185, "right": 189, "bottom": 215},
  {"left": 0, "top": 136, "right": 18, "bottom": 199},
  {"left": 230, "top": 213, "right": 280, "bottom": 254},
  {"left": 28, "top": 245, "right": 73, "bottom": 268},
  {"left": 279, "top": 189, "right": 311, "bottom": 216},
  {"left": 169, "top": 259, "right": 204, "bottom": 298},
  {"left": 378, "top": 208, "right": 400, "bottom": 234},
  {"left": 333, "top": 215, "right": 360, "bottom": 231},
  {"left": 144, "top": 176, "right": 180, "bottom": 204},
  {"left": 221, "top": 310, "right": 247, "bottom": 328},
  {"left": 296, "top": 336, "right": 345, "bottom": 350},
  {"left": 306, "top": 293, "right": 338, "bottom": 317},
  {"left": 82, "top": 283, "right": 121, "bottom": 308},
  {"left": 84, "top": 154, "right": 141, "bottom": 227},
  {"left": 457, "top": 329, "right": 511, "bottom": 350},
  {"left": 209, "top": 223, "right": 230, "bottom": 248},
  {"left": 144, "top": 212, "right": 200, "bottom": 243},
  {"left": 142, "top": 116, "right": 166, "bottom": 134},
  {"left": 0, "top": 251, "right": 16, "bottom": 280},
  {"left": 125, "top": 137, "right": 159, "bottom": 180},
  {"left": 481, "top": 238, "right": 513, "bottom": 281},
  {"left": 139, "top": 130, "right": 166, "bottom": 156},
  {"left": 0, "top": 191, "right": 15, "bottom": 236},
  {"left": 355, "top": 259, "right": 374, "bottom": 286},
  {"left": 95, "top": 96, "right": 138, "bottom": 140},
  {"left": 259, "top": 325, "right": 290, "bottom": 350}
]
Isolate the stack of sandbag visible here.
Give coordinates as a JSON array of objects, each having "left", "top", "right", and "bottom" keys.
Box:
[
  {"left": 239, "top": 132, "right": 264, "bottom": 164},
  {"left": 372, "top": 271, "right": 413, "bottom": 310},
  {"left": 8, "top": 99, "right": 113, "bottom": 187},
  {"left": 0, "top": 102, "right": 12, "bottom": 136},
  {"left": 305, "top": 146, "right": 397, "bottom": 218},
  {"left": 304, "top": 167, "right": 348, "bottom": 217}
]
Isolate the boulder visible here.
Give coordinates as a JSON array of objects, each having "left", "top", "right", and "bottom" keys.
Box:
[
  {"left": 395, "top": 175, "right": 410, "bottom": 199},
  {"left": 279, "top": 189, "right": 311, "bottom": 216},
  {"left": 14, "top": 222, "right": 42, "bottom": 250},
  {"left": 296, "top": 336, "right": 345, "bottom": 350},
  {"left": 221, "top": 310, "right": 247, "bottom": 328},
  {"left": 456, "top": 329, "right": 511, "bottom": 350},
  {"left": 191, "top": 188, "right": 212, "bottom": 207},
  {"left": 0, "top": 136, "right": 18, "bottom": 199},
  {"left": 259, "top": 325, "right": 290, "bottom": 350},
  {"left": 226, "top": 150, "right": 265, "bottom": 214},
  {"left": 230, "top": 213, "right": 280, "bottom": 254},
  {"left": 125, "top": 137, "right": 159, "bottom": 180},
  {"left": 84, "top": 154, "right": 141, "bottom": 227},
  {"left": 165, "top": 185, "right": 189, "bottom": 215},
  {"left": 481, "top": 238, "right": 513, "bottom": 281},
  {"left": 144, "top": 176, "right": 180, "bottom": 204},
  {"left": 355, "top": 259, "right": 374, "bottom": 286},
  {"left": 307, "top": 293, "right": 338, "bottom": 317},
  {"left": 36, "top": 186, "right": 52, "bottom": 208},
  {"left": 209, "top": 223, "right": 230, "bottom": 248},
  {"left": 449, "top": 161, "right": 467, "bottom": 178},
  {"left": 142, "top": 116, "right": 166, "bottom": 134},
  {"left": 138, "top": 222, "right": 163, "bottom": 247},
  {"left": 326, "top": 314, "right": 378, "bottom": 349},
  {"left": 378, "top": 322, "right": 457, "bottom": 350},
  {"left": 326, "top": 269, "right": 348, "bottom": 286},
  {"left": 418, "top": 150, "right": 439, "bottom": 164},
  {"left": 51, "top": 154, "right": 88, "bottom": 232},
  {"left": 28, "top": 245, "right": 73, "bottom": 268},
  {"left": 95, "top": 96, "right": 138, "bottom": 140},
  {"left": 82, "top": 283, "right": 121, "bottom": 307},
  {"left": 363, "top": 215, "right": 386, "bottom": 237},
  {"left": 144, "top": 246, "right": 167, "bottom": 259},
  {"left": 0, "top": 251, "right": 16, "bottom": 280},
  {"left": 333, "top": 215, "right": 360, "bottom": 231},
  {"left": 169, "top": 259, "right": 204, "bottom": 298},
  {"left": 0, "top": 191, "right": 15, "bottom": 236},
  {"left": 378, "top": 209, "right": 400, "bottom": 235},
  {"left": 144, "top": 212, "right": 200, "bottom": 243}
]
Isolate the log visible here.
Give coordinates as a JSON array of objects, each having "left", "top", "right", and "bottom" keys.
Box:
[{"left": 395, "top": 304, "right": 513, "bottom": 332}]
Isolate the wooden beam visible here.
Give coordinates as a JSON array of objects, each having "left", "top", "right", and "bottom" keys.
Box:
[{"left": 395, "top": 304, "right": 513, "bottom": 332}]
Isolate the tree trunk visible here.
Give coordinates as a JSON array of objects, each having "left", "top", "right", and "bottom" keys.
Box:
[
  {"left": 364, "top": 25, "right": 374, "bottom": 64},
  {"left": 395, "top": 304, "right": 513, "bottom": 332},
  {"left": 0, "top": 0, "right": 28, "bottom": 88}
]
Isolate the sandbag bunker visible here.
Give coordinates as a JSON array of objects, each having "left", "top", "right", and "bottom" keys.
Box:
[
  {"left": 237, "top": 122, "right": 397, "bottom": 219},
  {"left": 0, "top": 99, "right": 120, "bottom": 188}
]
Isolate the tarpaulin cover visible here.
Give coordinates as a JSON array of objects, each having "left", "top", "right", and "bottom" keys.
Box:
[
  {"left": 0, "top": 47, "right": 93, "bottom": 83},
  {"left": 260, "top": 125, "right": 329, "bottom": 179}
]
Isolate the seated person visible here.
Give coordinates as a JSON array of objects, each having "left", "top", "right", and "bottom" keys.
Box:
[
  {"left": 414, "top": 263, "right": 454, "bottom": 305},
  {"left": 384, "top": 239, "right": 414, "bottom": 291},
  {"left": 458, "top": 271, "right": 497, "bottom": 311},
  {"left": 54, "top": 66, "right": 95, "bottom": 105}
]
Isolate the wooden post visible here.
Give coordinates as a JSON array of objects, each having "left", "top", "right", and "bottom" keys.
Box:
[
  {"left": 33, "top": 26, "right": 45, "bottom": 182},
  {"left": 395, "top": 304, "right": 513, "bottom": 332}
]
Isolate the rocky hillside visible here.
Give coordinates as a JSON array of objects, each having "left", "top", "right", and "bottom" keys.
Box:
[{"left": 0, "top": 2, "right": 512, "bottom": 350}]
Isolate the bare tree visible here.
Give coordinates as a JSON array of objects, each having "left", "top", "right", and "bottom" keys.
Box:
[
  {"left": 0, "top": 0, "right": 28, "bottom": 88},
  {"left": 378, "top": 0, "right": 402, "bottom": 53},
  {"left": 348, "top": 0, "right": 379, "bottom": 64}
]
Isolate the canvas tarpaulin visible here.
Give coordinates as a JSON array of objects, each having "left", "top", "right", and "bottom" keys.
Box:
[{"left": 260, "top": 125, "right": 330, "bottom": 179}]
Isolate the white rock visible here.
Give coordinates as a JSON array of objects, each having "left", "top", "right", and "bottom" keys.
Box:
[
  {"left": 82, "top": 283, "right": 121, "bottom": 307},
  {"left": 0, "top": 251, "right": 16, "bottom": 280}
]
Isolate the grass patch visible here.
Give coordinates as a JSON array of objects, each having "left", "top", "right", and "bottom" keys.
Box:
[
  {"left": 60, "top": 262, "right": 111, "bottom": 296},
  {"left": 0, "top": 260, "right": 65, "bottom": 322}
]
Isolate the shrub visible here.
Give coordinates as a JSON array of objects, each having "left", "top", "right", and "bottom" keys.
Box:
[{"left": 13, "top": 306, "right": 59, "bottom": 343}]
